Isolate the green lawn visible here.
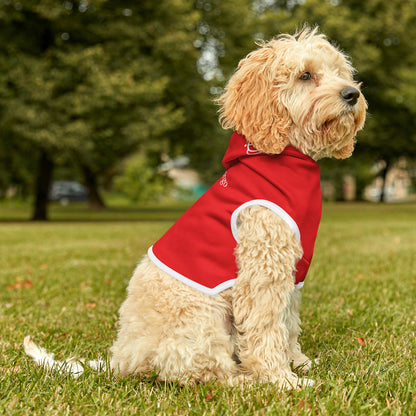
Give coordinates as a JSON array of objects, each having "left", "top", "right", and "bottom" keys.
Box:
[{"left": 1, "top": 202, "right": 415, "bottom": 415}]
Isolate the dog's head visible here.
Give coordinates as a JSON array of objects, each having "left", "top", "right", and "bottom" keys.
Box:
[{"left": 218, "top": 27, "right": 367, "bottom": 160}]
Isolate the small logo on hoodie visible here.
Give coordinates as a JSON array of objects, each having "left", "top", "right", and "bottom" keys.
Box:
[
  {"left": 220, "top": 172, "right": 228, "bottom": 188},
  {"left": 245, "top": 142, "right": 261, "bottom": 155}
]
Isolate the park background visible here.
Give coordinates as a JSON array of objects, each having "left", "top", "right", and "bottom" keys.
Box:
[
  {"left": 1, "top": 0, "right": 416, "bottom": 219},
  {"left": 1, "top": 1, "right": 416, "bottom": 415}
]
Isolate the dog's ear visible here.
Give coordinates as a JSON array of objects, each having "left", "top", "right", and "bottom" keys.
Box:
[{"left": 217, "top": 45, "right": 291, "bottom": 154}]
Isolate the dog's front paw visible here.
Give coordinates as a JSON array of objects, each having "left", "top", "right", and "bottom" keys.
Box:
[
  {"left": 293, "top": 355, "right": 319, "bottom": 373},
  {"left": 298, "top": 377, "right": 315, "bottom": 388},
  {"left": 279, "top": 374, "right": 315, "bottom": 390}
]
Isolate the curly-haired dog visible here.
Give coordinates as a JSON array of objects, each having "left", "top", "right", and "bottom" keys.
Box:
[{"left": 25, "top": 28, "right": 366, "bottom": 388}]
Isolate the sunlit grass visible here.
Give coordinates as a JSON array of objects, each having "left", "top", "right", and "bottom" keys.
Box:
[
  {"left": 0, "top": 197, "right": 192, "bottom": 222},
  {"left": 1, "top": 202, "right": 416, "bottom": 415}
]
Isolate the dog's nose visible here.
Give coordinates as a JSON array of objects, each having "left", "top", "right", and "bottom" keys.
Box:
[{"left": 340, "top": 87, "right": 360, "bottom": 106}]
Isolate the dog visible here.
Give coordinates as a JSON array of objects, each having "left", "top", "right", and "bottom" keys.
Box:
[{"left": 25, "top": 27, "right": 366, "bottom": 389}]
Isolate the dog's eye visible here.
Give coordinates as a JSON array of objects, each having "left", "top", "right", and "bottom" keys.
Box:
[{"left": 299, "top": 72, "right": 312, "bottom": 81}]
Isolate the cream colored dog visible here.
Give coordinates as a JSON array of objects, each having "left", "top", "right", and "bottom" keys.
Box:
[{"left": 25, "top": 28, "right": 366, "bottom": 388}]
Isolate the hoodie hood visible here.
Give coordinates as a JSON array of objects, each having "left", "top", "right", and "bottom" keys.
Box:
[{"left": 222, "top": 132, "right": 314, "bottom": 169}]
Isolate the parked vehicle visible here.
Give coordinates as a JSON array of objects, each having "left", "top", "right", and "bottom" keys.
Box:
[{"left": 49, "top": 181, "right": 89, "bottom": 205}]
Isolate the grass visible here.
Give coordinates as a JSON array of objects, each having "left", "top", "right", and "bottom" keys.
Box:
[
  {"left": 0, "top": 199, "right": 192, "bottom": 222},
  {"left": 1, "top": 201, "right": 416, "bottom": 415}
]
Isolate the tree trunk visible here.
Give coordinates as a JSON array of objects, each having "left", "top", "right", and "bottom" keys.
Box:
[
  {"left": 80, "top": 164, "right": 106, "bottom": 209},
  {"left": 379, "top": 159, "right": 390, "bottom": 203},
  {"left": 32, "top": 150, "right": 54, "bottom": 221}
]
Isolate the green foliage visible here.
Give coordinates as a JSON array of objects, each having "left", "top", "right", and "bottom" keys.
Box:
[
  {"left": 2, "top": 0, "right": 416, "bottom": 206},
  {"left": 0, "top": 132, "right": 36, "bottom": 198},
  {"left": 0, "top": 0, "right": 255, "bottom": 204},
  {"left": 0, "top": 0, "right": 199, "bottom": 209},
  {"left": 162, "top": 0, "right": 255, "bottom": 184},
  {"left": 114, "top": 153, "right": 172, "bottom": 203},
  {"left": 0, "top": 1, "right": 194, "bottom": 173}
]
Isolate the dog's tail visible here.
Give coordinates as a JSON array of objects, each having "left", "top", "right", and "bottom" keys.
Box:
[{"left": 23, "top": 336, "right": 106, "bottom": 378}]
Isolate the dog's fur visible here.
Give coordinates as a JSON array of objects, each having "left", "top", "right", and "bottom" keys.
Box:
[{"left": 25, "top": 28, "right": 366, "bottom": 388}]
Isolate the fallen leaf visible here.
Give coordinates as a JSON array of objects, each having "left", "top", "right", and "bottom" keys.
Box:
[
  {"left": 297, "top": 399, "right": 312, "bottom": 411},
  {"left": 40, "top": 264, "right": 48, "bottom": 270},
  {"left": 354, "top": 274, "right": 364, "bottom": 281},
  {"left": 6, "top": 280, "right": 33, "bottom": 290},
  {"left": 85, "top": 303, "right": 97, "bottom": 309},
  {"left": 346, "top": 309, "right": 353, "bottom": 316},
  {"left": 355, "top": 337, "right": 365, "bottom": 346},
  {"left": 204, "top": 391, "right": 213, "bottom": 402},
  {"left": 412, "top": 281, "right": 416, "bottom": 286}
]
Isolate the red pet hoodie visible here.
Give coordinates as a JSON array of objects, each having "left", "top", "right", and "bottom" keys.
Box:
[{"left": 148, "top": 132, "right": 322, "bottom": 295}]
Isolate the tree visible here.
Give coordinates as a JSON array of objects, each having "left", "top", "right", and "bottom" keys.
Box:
[
  {"left": 0, "top": 0, "right": 258, "bottom": 218},
  {"left": 0, "top": 1, "right": 195, "bottom": 219},
  {"left": 157, "top": 0, "right": 256, "bottom": 184}
]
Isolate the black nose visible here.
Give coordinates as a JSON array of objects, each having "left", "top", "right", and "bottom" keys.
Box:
[{"left": 340, "top": 87, "right": 360, "bottom": 106}]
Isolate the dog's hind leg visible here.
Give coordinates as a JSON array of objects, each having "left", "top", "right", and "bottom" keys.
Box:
[
  {"left": 149, "top": 288, "right": 242, "bottom": 384},
  {"left": 232, "top": 205, "right": 314, "bottom": 388},
  {"left": 110, "top": 258, "right": 241, "bottom": 384}
]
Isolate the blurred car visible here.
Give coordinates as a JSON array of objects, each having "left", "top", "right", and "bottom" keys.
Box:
[{"left": 49, "top": 181, "right": 89, "bottom": 205}]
